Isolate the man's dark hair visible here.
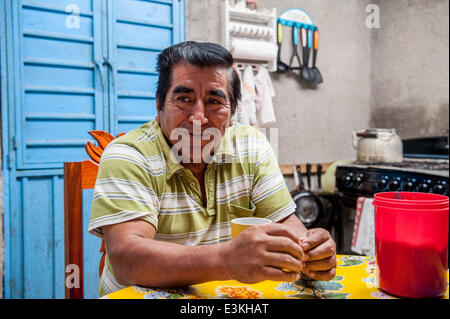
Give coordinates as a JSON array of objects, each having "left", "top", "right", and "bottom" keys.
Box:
[{"left": 156, "top": 41, "right": 241, "bottom": 114}]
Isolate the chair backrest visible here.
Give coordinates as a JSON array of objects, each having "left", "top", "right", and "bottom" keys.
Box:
[{"left": 64, "top": 131, "right": 124, "bottom": 299}]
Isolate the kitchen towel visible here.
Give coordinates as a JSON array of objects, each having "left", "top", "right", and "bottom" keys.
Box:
[
  {"left": 231, "top": 67, "right": 250, "bottom": 125},
  {"left": 239, "top": 65, "right": 258, "bottom": 126},
  {"left": 254, "top": 65, "right": 276, "bottom": 127},
  {"left": 351, "top": 197, "right": 375, "bottom": 257}
]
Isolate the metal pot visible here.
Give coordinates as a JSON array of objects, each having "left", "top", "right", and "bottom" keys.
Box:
[
  {"left": 352, "top": 128, "right": 403, "bottom": 163},
  {"left": 291, "top": 165, "right": 323, "bottom": 228}
]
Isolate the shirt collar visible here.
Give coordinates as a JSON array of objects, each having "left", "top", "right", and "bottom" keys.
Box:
[
  {"left": 211, "top": 130, "right": 235, "bottom": 164},
  {"left": 151, "top": 121, "right": 184, "bottom": 180}
]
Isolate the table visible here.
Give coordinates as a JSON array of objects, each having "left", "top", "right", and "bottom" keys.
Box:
[{"left": 103, "top": 255, "right": 449, "bottom": 299}]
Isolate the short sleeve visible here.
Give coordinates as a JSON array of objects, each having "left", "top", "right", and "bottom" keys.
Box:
[
  {"left": 88, "top": 142, "right": 160, "bottom": 238},
  {"left": 250, "top": 132, "right": 296, "bottom": 222}
]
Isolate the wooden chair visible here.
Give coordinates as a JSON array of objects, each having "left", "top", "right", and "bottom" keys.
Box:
[{"left": 64, "top": 130, "right": 124, "bottom": 299}]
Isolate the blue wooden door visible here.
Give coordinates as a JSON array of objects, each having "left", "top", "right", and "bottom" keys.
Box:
[
  {"left": 1, "top": 0, "right": 185, "bottom": 298},
  {"left": 108, "top": 0, "right": 184, "bottom": 135}
]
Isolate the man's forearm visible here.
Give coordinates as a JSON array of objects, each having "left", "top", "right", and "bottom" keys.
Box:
[{"left": 110, "top": 234, "right": 231, "bottom": 288}]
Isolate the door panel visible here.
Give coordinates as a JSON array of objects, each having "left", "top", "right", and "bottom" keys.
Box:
[
  {"left": 116, "top": 48, "right": 159, "bottom": 71},
  {"left": 116, "top": 0, "right": 173, "bottom": 26},
  {"left": 27, "top": 0, "right": 94, "bottom": 12},
  {"left": 23, "top": 65, "right": 94, "bottom": 88},
  {"left": 22, "top": 37, "right": 94, "bottom": 64},
  {"left": 109, "top": 0, "right": 182, "bottom": 135},
  {"left": 14, "top": 173, "right": 65, "bottom": 299},
  {"left": 117, "top": 24, "right": 172, "bottom": 48},
  {"left": 24, "top": 93, "right": 95, "bottom": 115},
  {"left": 16, "top": 0, "right": 104, "bottom": 169},
  {"left": 22, "top": 5, "right": 94, "bottom": 37},
  {"left": 82, "top": 188, "right": 102, "bottom": 299}
]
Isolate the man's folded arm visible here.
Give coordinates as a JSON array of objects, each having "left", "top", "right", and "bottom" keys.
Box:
[{"left": 102, "top": 218, "right": 231, "bottom": 288}]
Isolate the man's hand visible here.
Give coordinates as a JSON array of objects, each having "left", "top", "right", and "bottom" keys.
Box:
[
  {"left": 299, "top": 228, "right": 337, "bottom": 281},
  {"left": 222, "top": 223, "right": 305, "bottom": 284}
]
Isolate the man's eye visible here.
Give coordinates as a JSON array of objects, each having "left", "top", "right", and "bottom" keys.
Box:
[
  {"left": 208, "top": 99, "right": 221, "bottom": 105},
  {"left": 177, "top": 96, "right": 190, "bottom": 102}
]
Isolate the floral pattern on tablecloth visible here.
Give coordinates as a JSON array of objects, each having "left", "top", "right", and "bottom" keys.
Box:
[
  {"left": 275, "top": 275, "right": 350, "bottom": 299},
  {"left": 362, "top": 258, "right": 378, "bottom": 289},
  {"left": 338, "top": 255, "right": 366, "bottom": 267},
  {"left": 370, "top": 291, "right": 395, "bottom": 299},
  {"left": 214, "top": 286, "right": 263, "bottom": 299},
  {"left": 132, "top": 286, "right": 201, "bottom": 299}
]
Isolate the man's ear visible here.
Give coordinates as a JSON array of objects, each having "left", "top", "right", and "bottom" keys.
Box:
[{"left": 228, "top": 109, "right": 234, "bottom": 127}]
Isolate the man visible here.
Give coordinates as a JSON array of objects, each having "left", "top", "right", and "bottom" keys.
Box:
[{"left": 89, "top": 41, "right": 336, "bottom": 296}]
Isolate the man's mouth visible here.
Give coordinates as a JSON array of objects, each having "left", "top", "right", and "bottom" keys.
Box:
[
  {"left": 186, "top": 127, "right": 213, "bottom": 136},
  {"left": 171, "top": 126, "right": 219, "bottom": 141}
]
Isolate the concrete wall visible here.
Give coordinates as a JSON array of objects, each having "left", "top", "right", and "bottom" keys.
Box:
[
  {"left": 370, "top": 0, "right": 449, "bottom": 139},
  {"left": 187, "top": 0, "right": 373, "bottom": 165}
]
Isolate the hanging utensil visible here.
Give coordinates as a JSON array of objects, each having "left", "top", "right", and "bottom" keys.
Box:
[
  {"left": 276, "top": 22, "right": 289, "bottom": 73},
  {"left": 292, "top": 165, "right": 301, "bottom": 193},
  {"left": 297, "top": 165, "right": 306, "bottom": 191},
  {"left": 306, "top": 163, "right": 312, "bottom": 191},
  {"left": 292, "top": 165, "right": 323, "bottom": 228},
  {"left": 288, "top": 24, "right": 302, "bottom": 71},
  {"left": 315, "top": 163, "right": 334, "bottom": 230},
  {"left": 317, "top": 164, "right": 323, "bottom": 191},
  {"left": 300, "top": 27, "right": 314, "bottom": 83},
  {"left": 311, "top": 29, "right": 323, "bottom": 85}
]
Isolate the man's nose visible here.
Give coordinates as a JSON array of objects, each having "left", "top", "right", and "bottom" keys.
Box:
[{"left": 188, "top": 100, "right": 208, "bottom": 125}]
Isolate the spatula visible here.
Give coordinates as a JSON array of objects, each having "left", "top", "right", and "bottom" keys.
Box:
[
  {"left": 311, "top": 29, "right": 323, "bottom": 85},
  {"left": 300, "top": 27, "right": 314, "bottom": 83},
  {"left": 276, "top": 22, "right": 289, "bottom": 73}
]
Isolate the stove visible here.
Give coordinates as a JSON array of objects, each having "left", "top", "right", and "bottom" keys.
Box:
[
  {"left": 332, "top": 135, "right": 449, "bottom": 255},
  {"left": 333, "top": 158, "right": 449, "bottom": 255},
  {"left": 335, "top": 158, "right": 449, "bottom": 197}
]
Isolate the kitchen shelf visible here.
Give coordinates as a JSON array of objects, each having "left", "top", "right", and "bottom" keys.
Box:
[{"left": 280, "top": 163, "right": 332, "bottom": 175}]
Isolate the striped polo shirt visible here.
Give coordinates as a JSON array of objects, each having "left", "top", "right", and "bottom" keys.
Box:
[{"left": 88, "top": 120, "right": 296, "bottom": 296}]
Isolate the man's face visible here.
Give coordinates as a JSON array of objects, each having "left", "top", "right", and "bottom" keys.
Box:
[{"left": 156, "top": 63, "right": 233, "bottom": 163}]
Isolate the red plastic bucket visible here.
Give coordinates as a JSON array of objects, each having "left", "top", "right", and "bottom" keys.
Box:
[
  {"left": 374, "top": 192, "right": 449, "bottom": 203},
  {"left": 373, "top": 202, "right": 449, "bottom": 298},
  {"left": 373, "top": 198, "right": 449, "bottom": 209}
]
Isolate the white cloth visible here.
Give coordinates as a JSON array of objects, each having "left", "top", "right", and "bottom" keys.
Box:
[
  {"left": 351, "top": 197, "right": 375, "bottom": 257},
  {"left": 254, "top": 66, "right": 276, "bottom": 127},
  {"left": 239, "top": 65, "right": 258, "bottom": 126},
  {"left": 232, "top": 68, "right": 250, "bottom": 125}
]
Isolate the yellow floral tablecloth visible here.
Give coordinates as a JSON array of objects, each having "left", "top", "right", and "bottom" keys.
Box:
[{"left": 103, "top": 255, "right": 449, "bottom": 299}]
